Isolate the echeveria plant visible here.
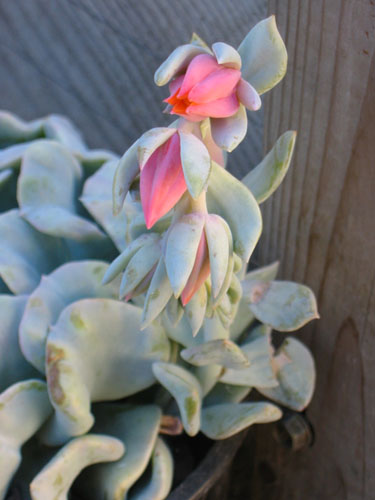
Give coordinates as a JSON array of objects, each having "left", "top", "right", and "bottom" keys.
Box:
[{"left": 0, "top": 16, "right": 318, "bottom": 500}]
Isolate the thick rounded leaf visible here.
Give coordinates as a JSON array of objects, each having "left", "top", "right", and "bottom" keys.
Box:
[
  {"left": 203, "top": 313, "right": 230, "bottom": 342},
  {"left": 81, "top": 160, "right": 129, "bottom": 251},
  {"left": 212, "top": 42, "right": 241, "bottom": 69},
  {"left": 258, "top": 337, "right": 316, "bottom": 411},
  {"left": 207, "top": 162, "right": 262, "bottom": 262},
  {"left": 30, "top": 434, "right": 124, "bottom": 500},
  {"left": 0, "top": 111, "right": 43, "bottom": 145},
  {"left": 201, "top": 402, "right": 282, "bottom": 439},
  {"left": 192, "top": 364, "right": 222, "bottom": 397},
  {"left": 210, "top": 104, "right": 247, "bottom": 152},
  {"left": 0, "top": 295, "right": 39, "bottom": 390},
  {"left": 184, "top": 284, "right": 207, "bottom": 337},
  {"left": 112, "top": 139, "right": 139, "bottom": 215},
  {"left": 41, "top": 300, "right": 169, "bottom": 445},
  {"left": 0, "top": 380, "right": 52, "bottom": 499},
  {"left": 178, "top": 131, "right": 211, "bottom": 199},
  {"left": 241, "top": 261, "right": 279, "bottom": 298},
  {"left": 221, "top": 324, "right": 278, "bottom": 388},
  {"left": 74, "top": 149, "right": 118, "bottom": 172},
  {"left": 154, "top": 44, "right": 209, "bottom": 86},
  {"left": 242, "top": 131, "right": 296, "bottom": 203},
  {"left": 129, "top": 438, "right": 173, "bottom": 500},
  {"left": 153, "top": 362, "right": 202, "bottom": 436},
  {"left": 165, "top": 213, "right": 205, "bottom": 297},
  {"left": 138, "top": 127, "right": 177, "bottom": 169},
  {"left": 141, "top": 259, "right": 174, "bottom": 329},
  {"left": 18, "top": 141, "right": 104, "bottom": 241},
  {"left": 0, "top": 142, "right": 36, "bottom": 170},
  {"left": 204, "top": 214, "right": 230, "bottom": 298},
  {"left": 0, "top": 209, "right": 67, "bottom": 294},
  {"left": 77, "top": 405, "right": 161, "bottom": 500},
  {"left": 204, "top": 383, "right": 251, "bottom": 407},
  {"left": 43, "top": 114, "right": 87, "bottom": 152},
  {"left": 162, "top": 313, "right": 204, "bottom": 349},
  {"left": 19, "top": 261, "right": 121, "bottom": 373},
  {"left": 230, "top": 296, "right": 256, "bottom": 342},
  {"left": 245, "top": 280, "right": 319, "bottom": 331},
  {"left": 238, "top": 16, "right": 287, "bottom": 95},
  {"left": 181, "top": 339, "right": 249, "bottom": 369}
]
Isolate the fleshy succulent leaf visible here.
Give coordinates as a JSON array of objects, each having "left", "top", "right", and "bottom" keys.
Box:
[
  {"left": 43, "top": 114, "right": 87, "bottom": 152},
  {"left": 152, "top": 362, "right": 202, "bottom": 436},
  {"left": 178, "top": 130, "right": 211, "bottom": 199},
  {"left": 238, "top": 16, "right": 287, "bottom": 95},
  {"left": 29, "top": 434, "right": 124, "bottom": 500},
  {"left": 19, "top": 261, "right": 121, "bottom": 373},
  {"left": 112, "top": 139, "right": 140, "bottom": 215},
  {"left": 204, "top": 383, "right": 251, "bottom": 407},
  {"left": 18, "top": 141, "right": 104, "bottom": 241},
  {"left": 181, "top": 339, "right": 249, "bottom": 369},
  {"left": 138, "top": 127, "right": 177, "bottom": 169},
  {"left": 244, "top": 280, "right": 319, "bottom": 331},
  {"left": 129, "top": 438, "right": 174, "bottom": 500},
  {"left": 258, "top": 337, "right": 316, "bottom": 411},
  {"left": 0, "top": 209, "right": 67, "bottom": 294},
  {"left": 77, "top": 405, "right": 162, "bottom": 500},
  {"left": 41, "top": 299, "right": 169, "bottom": 445},
  {"left": 81, "top": 160, "right": 130, "bottom": 251},
  {"left": 184, "top": 284, "right": 207, "bottom": 336},
  {"left": 201, "top": 402, "right": 282, "bottom": 439},
  {"left": 221, "top": 324, "right": 278, "bottom": 388},
  {"left": 204, "top": 214, "right": 230, "bottom": 298},
  {"left": 0, "top": 295, "right": 39, "bottom": 390},
  {"left": 242, "top": 131, "right": 296, "bottom": 203},
  {"left": 212, "top": 42, "right": 241, "bottom": 69},
  {"left": 0, "top": 111, "right": 43, "bottom": 145}
]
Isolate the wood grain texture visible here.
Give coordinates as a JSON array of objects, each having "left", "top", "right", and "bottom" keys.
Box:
[
  {"left": 0, "top": 0, "right": 266, "bottom": 178},
  {"left": 254, "top": 1, "right": 375, "bottom": 499}
]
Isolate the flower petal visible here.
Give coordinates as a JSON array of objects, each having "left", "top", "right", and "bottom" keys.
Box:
[
  {"left": 212, "top": 42, "right": 242, "bottom": 69},
  {"left": 140, "top": 134, "right": 187, "bottom": 229},
  {"left": 237, "top": 78, "right": 262, "bottom": 111},
  {"left": 188, "top": 68, "right": 241, "bottom": 103},
  {"left": 154, "top": 44, "right": 209, "bottom": 87},
  {"left": 187, "top": 94, "right": 240, "bottom": 119},
  {"left": 181, "top": 230, "right": 210, "bottom": 306},
  {"left": 178, "top": 54, "right": 219, "bottom": 97}
]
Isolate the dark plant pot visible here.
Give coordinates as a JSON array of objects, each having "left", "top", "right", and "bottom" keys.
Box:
[{"left": 167, "top": 430, "right": 247, "bottom": 500}]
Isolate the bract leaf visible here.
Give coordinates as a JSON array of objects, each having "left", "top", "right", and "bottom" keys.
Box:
[
  {"left": 207, "top": 162, "right": 262, "bottom": 262},
  {"left": 238, "top": 16, "right": 287, "bottom": 95},
  {"left": 210, "top": 104, "right": 247, "bottom": 152},
  {"left": 212, "top": 42, "right": 241, "bottom": 69},
  {"left": 112, "top": 139, "right": 139, "bottom": 215},
  {"left": 179, "top": 131, "right": 211, "bottom": 199},
  {"left": 138, "top": 127, "right": 176, "bottom": 169},
  {"left": 242, "top": 131, "right": 296, "bottom": 203}
]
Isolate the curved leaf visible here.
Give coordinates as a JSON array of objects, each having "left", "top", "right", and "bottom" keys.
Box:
[
  {"left": 41, "top": 299, "right": 170, "bottom": 445},
  {"left": 207, "top": 162, "right": 262, "bottom": 262},
  {"left": 30, "top": 435, "right": 124, "bottom": 500},
  {"left": 19, "top": 261, "right": 121, "bottom": 373},
  {"left": 0, "top": 111, "right": 43, "bottom": 145},
  {"left": 179, "top": 131, "right": 211, "bottom": 199},
  {"left": 258, "top": 337, "right": 316, "bottom": 411},
  {"left": 212, "top": 42, "right": 241, "bottom": 69},
  {"left": 18, "top": 141, "right": 104, "bottom": 241},
  {"left": 242, "top": 131, "right": 296, "bottom": 203},
  {"left": 112, "top": 139, "right": 139, "bottom": 215},
  {"left": 238, "top": 16, "right": 287, "bottom": 95},
  {"left": 153, "top": 362, "right": 202, "bottom": 436},
  {"left": 245, "top": 280, "right": 319, "bottom": 331},
  {"left": 138, "top": 127, "right": 176, "bottom": 169},
  {"left": 181, "top": 339, "right": 249, "bottom": 369},
  {"left": 43, "top": 114, "right": 87, "bottom": 152},
  {"left": 204, "top": 383, "right": 251, "bottom": 407},
  {"left": 210, "top": 104, "right": 247, "bottom": 152},
  {"left": 201, "top": 402, "right": 282, "bottom": 439}
]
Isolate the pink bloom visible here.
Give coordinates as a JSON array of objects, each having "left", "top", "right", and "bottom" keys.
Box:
[
  {"left": 140, "top": 133, "right": 187, "bottom": 229},
  {"left": 164, "top": 53, "right": 260, "bottom": 122},
  {"left": 181, "top": 230, "right": 210, "bottom": 306}
]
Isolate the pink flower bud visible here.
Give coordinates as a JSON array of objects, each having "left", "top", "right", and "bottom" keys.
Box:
[
  {"left": 140, "top": 132, "right": 187, "bottom": 229},
  {"left": 180, "top": 230, "right": 210, "bottom": 306}
]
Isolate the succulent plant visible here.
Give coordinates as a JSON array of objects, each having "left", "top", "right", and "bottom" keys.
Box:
[{"left": 0, "top": 16, "right": 318, "bottom": 500}]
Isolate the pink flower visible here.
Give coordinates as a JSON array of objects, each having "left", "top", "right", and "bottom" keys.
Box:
[
  {"left": 140, "top": 132, "right": 187, "bottom": 229},
  {"left": 181, "top": 230, "right": 210, "bottom": 306},
  {"left": 164, "top": 53, "right": 261, "bottom": 122}
]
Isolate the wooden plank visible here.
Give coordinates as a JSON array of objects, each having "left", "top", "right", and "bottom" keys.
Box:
[
  {"left": 0, "top": 0, "right": 266, "bottom": 177},
  {"left": 254, "top": 1, "right": 375, "bottom": 499}
]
